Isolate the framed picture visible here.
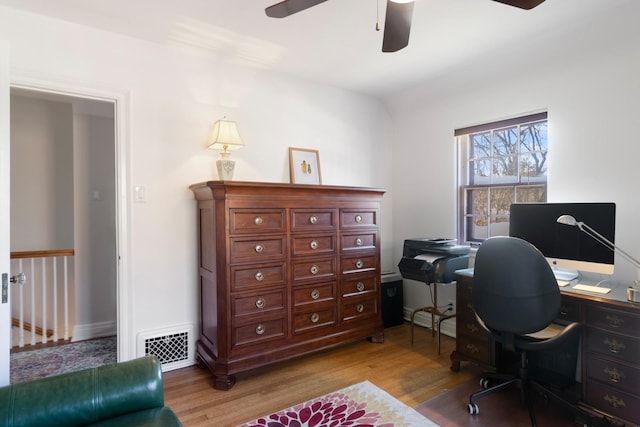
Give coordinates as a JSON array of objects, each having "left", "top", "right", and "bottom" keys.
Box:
[{"left": 289, "top": 147, "right": 321, "bottom": 185}]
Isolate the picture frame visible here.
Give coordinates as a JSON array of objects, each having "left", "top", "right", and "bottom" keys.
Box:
[{"left": 289, "top": 147, "right": 321, "bottom": 185}]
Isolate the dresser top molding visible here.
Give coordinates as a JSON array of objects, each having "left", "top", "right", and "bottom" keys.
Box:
[{"left": 189, "top": 181, "right": 386, "bottom": 202}]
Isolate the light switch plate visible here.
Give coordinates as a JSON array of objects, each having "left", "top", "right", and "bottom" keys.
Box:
[{"left": 134, "top": 185, "right": 147, "bottom": 203}]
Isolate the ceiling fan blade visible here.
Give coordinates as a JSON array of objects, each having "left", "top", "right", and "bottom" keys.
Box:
[
  {"left": 265, "top": 0, "right": 329, "bottom": 18},
  {"left": 382, "top": 0, "right": 415, "bottom": 53},
  {"left": 492, "top": 0, "right": 546, "bottom": 10}
]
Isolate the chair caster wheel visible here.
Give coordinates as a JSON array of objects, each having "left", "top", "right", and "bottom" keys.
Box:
[
  {"left": 468, "top": 403, "right": 479, "bottom": 415},
  {"left": 479, "top": 378, "right": 491, "bottom": 389}
]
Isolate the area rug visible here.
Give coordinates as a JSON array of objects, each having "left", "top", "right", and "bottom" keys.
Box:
[
  {"left": 10, "top": 336, "right": 117, "bottom": 384},
  {"left": 236, "top": 380, "right": 438, "bottom": 427}
]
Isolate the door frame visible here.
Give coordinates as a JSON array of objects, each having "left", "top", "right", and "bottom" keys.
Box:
[{"left": 10, "top": 76, "right": 132, "bottom": 362}]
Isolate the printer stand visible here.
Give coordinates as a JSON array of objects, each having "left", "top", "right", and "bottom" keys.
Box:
[{"left": 410, "top": 281, "right": 456, "bottom": 354}]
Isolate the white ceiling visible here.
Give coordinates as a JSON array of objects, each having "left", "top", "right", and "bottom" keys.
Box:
[{"left": 0, "top": 0, "right": 630, "bottom": 99}]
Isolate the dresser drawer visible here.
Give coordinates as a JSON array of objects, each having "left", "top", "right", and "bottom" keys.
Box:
[
  {"left": 586, "top": 354, "right": 640, "bottom": 396},
  {"left": 293, "top": 282, "right": 336, "bottom": 306},
  {"left": 291, "top": 257, "right": 336, "bottom": 282},
  {"left": 340, "top": 254, "right": 377, "bottom": 275},
  {"left": 341, "top": 275, "right": 377, "bottom": 296},
  {"left": 587, "top": 305, "right": 640, "bottom": 337},
  {"left": 586, "top": 328, "right": 640, "bottom": 365},
  {"left": 342, "top": 295, "right": 378, "bottom": 321},
  {"left": 557, "top": 296, "right": 581, "bottom": 324},
  {"left": 231, "top": 263, "right": 286, "bottom": 290},
  {"left": 230, "top": 236, "right": 286, "bottom": 262},
  {"left": 456, "top": 334, "right": 493, "bottom": 365},
  {"left": 233, "top": 318, "right": 286, "bottom": 348},
  {"left": 585, "top": 380, "right": 640, "bottom": 424},
  {"left": 291, "top": 209, "right": 336, "bottom": 231},
  {"left": 293, "top": 306, "right": 336, "bottom": 334},
  {"left": 233, "top": 290, "right": 286, "bottom": 318},
  {"left": 456, "top": 312, "right": 489, "bottom": 343},
  {"left": 230, "top": 209, "right": 285, "bottom": 234},
  {"left": 341, "top": 232, "right": 377, "bottom": 252},
  {"left": 340, "top": 209, "right": 378, "bottom": 229},
  {"left": 291, "top": 234, "right": 336, "bottom": 257}
]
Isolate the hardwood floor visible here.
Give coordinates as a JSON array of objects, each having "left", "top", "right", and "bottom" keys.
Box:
[{"left": 162, "top": 322, "right": 477, "bottom": 426}]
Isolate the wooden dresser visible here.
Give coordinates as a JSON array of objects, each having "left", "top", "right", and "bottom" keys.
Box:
[
  {"left": 452, "top": 269, "right": 640, "bottom": 426},
  {"left": 189, "top": 181, "right": 385, "bottom": 390}
]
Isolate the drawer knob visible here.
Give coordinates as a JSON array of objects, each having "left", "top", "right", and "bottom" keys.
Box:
[
  {"left": 309, "top": 215, "right": 318, "bottom": 224},
  {"left": 466, "top": 323, "right": 479, "bottom": 334},
  {"left": 255, "top": 298, "right": 266, "bottom": 309},
  {"left": 255, "top": 244, "right": 264, "bottom": 253},
  {"left": 604, "top": 337, "right": 626, "bottom": 354},
  {"left": 255, "top": 271, "right": 264, "bottom": 281},
  {"left": 355, "top": 259, "right": 364, "bottom": 269},
  {"left": 604, "top": 367, "right": 624, "bottom": 383},
  {"left": 603, "top": 394, "right": 625, "bottom": 409},
  {"left": 255, "top": 324, "right": 265, "bottom": 335},
  {"left": 310, "top": 265, "right": 319, "bottom": 275},
  {"left": 466, "top": 344, "right": 479, "bottom": 354},
  {"left": 606, "top": 314, "right": 624, "bottom": 329},
  {"left": 254, "top": 216, "right": 263, "bottom": 226},
  {"left": 311, "top": 289, "right": 320, "bottom": 300},
  {"left": 355, "top": 214, "right": 362, "bottom": 223},
  {"left": 310, "top": 240, "right": 318, "bottom": 250},
  {"left": 355, "top": 238, "right": 363, "bottom": 246},
  {"left": 311, "top": 313, "right": 320, "bottom": 323},
  {"left": 356, "top": 282, "right": 365, "bottom": 292},
  {"left": 356, "top": 303, "right": 364, "bottom": 313}
]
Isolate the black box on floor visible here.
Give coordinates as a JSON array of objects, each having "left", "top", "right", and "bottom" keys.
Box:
[{"left": 381, "top": 273, "right": 404, "bottom": 328}]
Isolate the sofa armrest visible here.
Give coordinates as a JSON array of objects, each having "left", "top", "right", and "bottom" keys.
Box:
[{"left": 0, "top": 356, "right": 168, "bottom": 427}]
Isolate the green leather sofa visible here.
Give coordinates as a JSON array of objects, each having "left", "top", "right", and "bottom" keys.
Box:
[{"left": 0, "top": 355, "right": 182, "bottom": 427}]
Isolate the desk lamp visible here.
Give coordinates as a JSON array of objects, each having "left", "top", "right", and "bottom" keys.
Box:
[{"left": 557, "top": 214, "right": 640, "bottom": 300}]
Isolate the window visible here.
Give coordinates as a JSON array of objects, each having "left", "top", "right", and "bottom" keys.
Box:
[{"left": 457, "top": 112, "right": 548, "bottom": 245}]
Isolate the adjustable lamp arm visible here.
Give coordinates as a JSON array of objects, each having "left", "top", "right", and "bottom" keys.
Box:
[{"left": 557, "top": 215, "right": 640, "bottom": 270}]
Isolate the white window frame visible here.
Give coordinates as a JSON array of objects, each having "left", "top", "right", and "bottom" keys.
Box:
[{"left": 456, "top": 112, "right": 548, "bottom": 246}]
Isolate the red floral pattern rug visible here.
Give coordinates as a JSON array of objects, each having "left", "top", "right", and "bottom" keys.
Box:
[{"left": 236, "top": 380, "right": 438, "bottom": 427}]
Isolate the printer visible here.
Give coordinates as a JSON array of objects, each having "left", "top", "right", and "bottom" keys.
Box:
[{"left": 398, "top": 238, "right": 470, "bottom": 284}]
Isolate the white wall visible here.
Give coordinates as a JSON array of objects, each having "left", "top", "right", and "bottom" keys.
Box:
[
  {"left": 0, "top": 6, "right": 393, "bottom": 360},
  {"left": 387, "top": 1, "right": 640, "bottom": 315},
  {"left": 72, "top": 109, "right": 117, "bottom": 340},
  {"left": 10, "top": 96, "right": 74, "bottom": 250}
]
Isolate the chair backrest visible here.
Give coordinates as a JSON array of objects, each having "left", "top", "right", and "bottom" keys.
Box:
[{"left": 472, "top": 236, "right": 560, "bottom": 336}]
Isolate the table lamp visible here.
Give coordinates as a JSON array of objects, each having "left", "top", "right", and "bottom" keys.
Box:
[
  {"left": 557, "top": 214, "right": 640, "bottom": 300},
  {"left": 208, "top": 117, "right": 243, "bottom": 180}
]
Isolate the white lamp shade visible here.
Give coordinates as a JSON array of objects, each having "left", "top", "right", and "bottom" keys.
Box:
[{"left": 208, "top": 118, "right": 244, "bottom": 152}]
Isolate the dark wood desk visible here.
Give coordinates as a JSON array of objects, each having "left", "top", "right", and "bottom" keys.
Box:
[{"left": 451, "top": 269, "right": 640, "bottom": 426}]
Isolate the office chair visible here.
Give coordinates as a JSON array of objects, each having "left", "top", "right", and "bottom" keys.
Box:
[{"left": 468, "top": 236, "right": 582, "bottom": 426}]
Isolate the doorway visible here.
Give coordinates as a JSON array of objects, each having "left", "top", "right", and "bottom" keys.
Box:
[{"left": 9, "top": 86, "right": 118, "bottom": 378}]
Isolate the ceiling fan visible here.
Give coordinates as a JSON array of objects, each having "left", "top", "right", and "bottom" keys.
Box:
[{"left": 265, "top": 0, "right": 546, "bottom": 52}]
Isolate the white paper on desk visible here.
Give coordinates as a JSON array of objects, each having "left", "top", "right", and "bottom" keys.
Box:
[{"left": 414, "top": 254, "right": 445, "bottom": 264}]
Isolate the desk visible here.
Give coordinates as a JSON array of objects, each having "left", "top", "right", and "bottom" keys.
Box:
[{"left": 451, "top": 268, "right": 640, "bottom": 426}]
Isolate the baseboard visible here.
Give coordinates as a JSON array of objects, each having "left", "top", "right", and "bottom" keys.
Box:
[
  {"left": 403, "top": 307, "right": 457, "bottom": 338},
  {"left": 71, "top": 320, "right": 117, "bottom": 342}
]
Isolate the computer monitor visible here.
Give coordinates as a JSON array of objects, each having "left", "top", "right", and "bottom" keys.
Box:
[{"left": 509, "top": 202, "right": 616, "bottom": 280}]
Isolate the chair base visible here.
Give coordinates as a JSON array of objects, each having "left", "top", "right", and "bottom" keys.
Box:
[{"left": 468, "top": 353, "right": 581, "bottom": 427}]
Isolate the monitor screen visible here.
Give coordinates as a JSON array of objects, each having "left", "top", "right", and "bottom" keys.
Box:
[{"left": 509, "top": 202, "right": 616, "bottom": 279}]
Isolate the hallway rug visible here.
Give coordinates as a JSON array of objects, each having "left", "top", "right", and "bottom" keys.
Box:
[
  {"left": 10, "top": 336, "right": 117, "bottom": 384},
  {"left": 236, "top": 380, "right": 438, "bottom": 427}
]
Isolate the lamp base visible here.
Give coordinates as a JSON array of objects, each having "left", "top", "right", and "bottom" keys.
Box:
[{"left": 216, "top": 153, "right": 235, "bottom": 180}]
